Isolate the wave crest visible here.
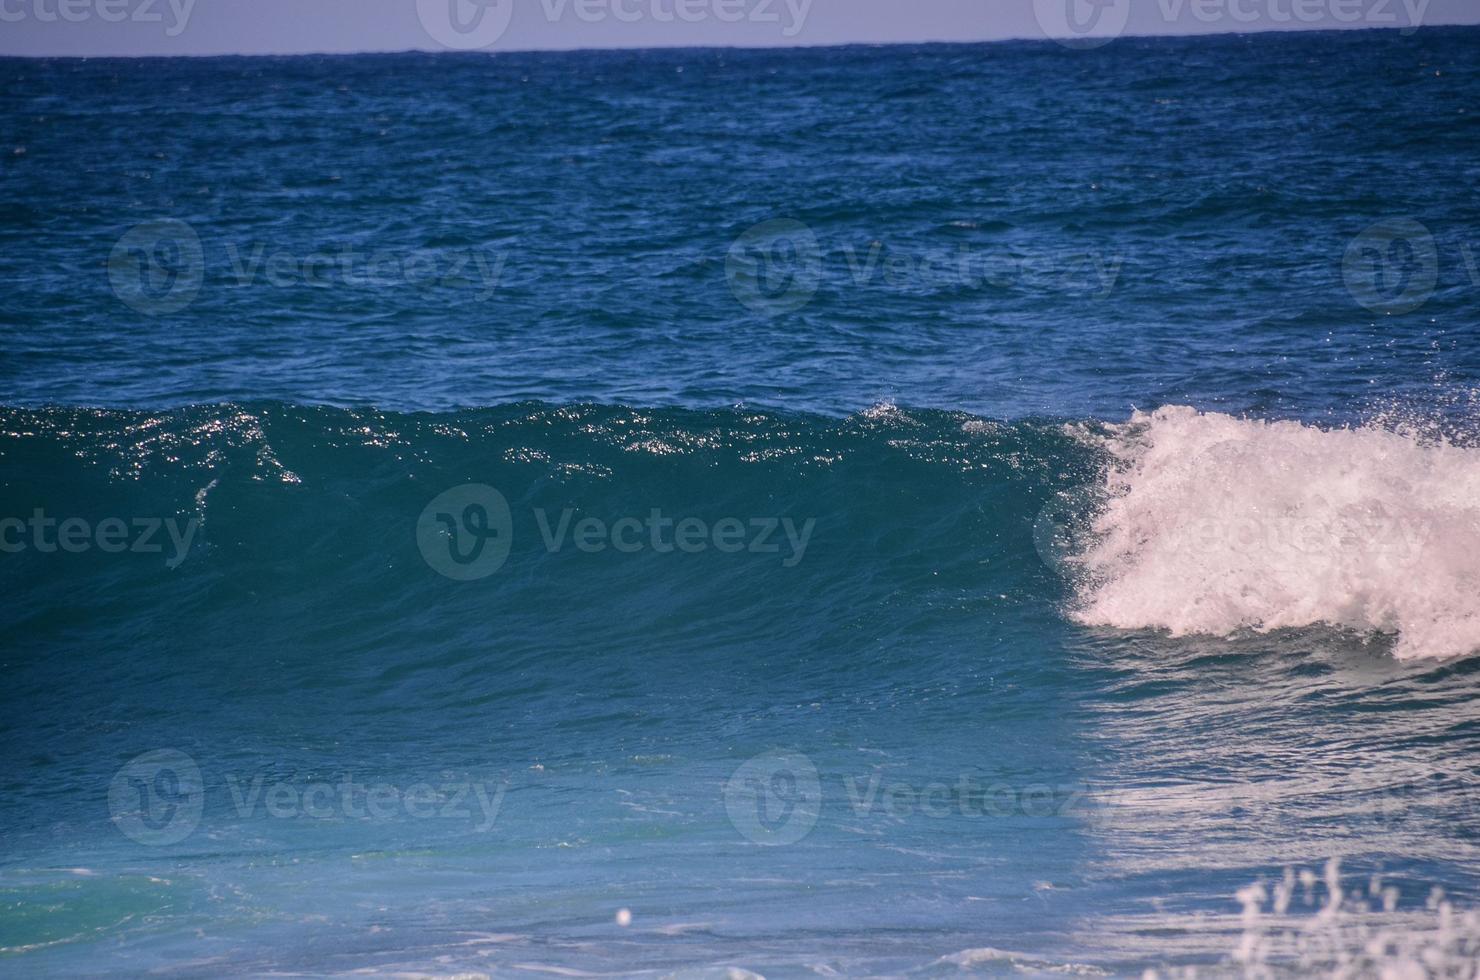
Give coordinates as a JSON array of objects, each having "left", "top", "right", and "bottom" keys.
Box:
[{"left": 1072, "top": 406, "right": 1480, "bottom": 661}]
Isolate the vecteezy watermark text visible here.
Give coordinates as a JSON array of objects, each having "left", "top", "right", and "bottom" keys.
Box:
[
  {"left": 0, "top": 0, "right": 196, "bottom": 36},
  {"left": 1031, "top": 489, "right": 1434, "bottom": 582},
  {"left": 534, "top": 509, "right": 815, "bottom": 564},
  {"left": 537, "top": 0, "right": 811, "bottom": 32},
  {"left": 418, "top": 484, "right": 816, "bottom": 581},
  {"left": 723, "top": 750, "right": 1093, "bottom": 845},
  {"left": 415, "top": 0, "right": 812, "bottom": 50},
  {"left": 109, "top": 749, "right": 506, "bottom": 845},
  {"left": 1155, "top": 0, "right": 1429, "bottom": 32},
  {"left": 1, "top": 510, "right": 198, "bottom": 568},
  {"left": 108, "top": 219, "right": 508, "bottom": 316},
  {"left": 1160, "top": 514, "right": 1429, "bottom": 567},
  {"left": 225, "top": 773, "right": 504, "bottom": 833},
  {"left": 1032, "top": 0, "right": 1429, "bottom": 48},
  {"left": 725, "top": 218, "right": 1122, "bottom": 316},
  {"left": 223, "top": 242, "right": 506, "bottom": 298}
]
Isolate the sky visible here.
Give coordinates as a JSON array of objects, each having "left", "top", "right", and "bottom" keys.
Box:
[{"left": 0, "top": 0, "right": 1475, "bottom": 57}]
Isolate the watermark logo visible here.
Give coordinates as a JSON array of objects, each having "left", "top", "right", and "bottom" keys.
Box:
[
  {"left": 108, "top": 219, "right": 204, "bottom": 316},
  {"left": 724, "top": 750, "right": 822, "bottom": 845},
  {"left": 416, "top": 0, "right": 515, "bottom": 49},
  {"left": 1343, "top": 218, "right": 1439, "bottom": 315},
  {"left": 1033, "top": 0, "right": 1132, "bottom": 48},
  {"left": 726, "top": 218, "right": 823, "bottom": 317},
  {"left": 108, "top": 749, "right": 205, "bottom": 846},
  {"left": 417, "top": 483, "right": 514, "bottom": 581}
]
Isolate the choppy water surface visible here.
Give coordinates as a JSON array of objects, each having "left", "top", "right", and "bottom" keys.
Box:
[{"left": 1, "top": 26, "right": 1479, "bottom": 978}]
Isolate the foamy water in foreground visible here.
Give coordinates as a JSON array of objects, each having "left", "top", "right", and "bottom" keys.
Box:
[
  {"left": 1135, "top": 861, "right": 1480, "bottom": 979},
  {"left": 1073, "top": 407, "right": 1480, "bottom": 661}
]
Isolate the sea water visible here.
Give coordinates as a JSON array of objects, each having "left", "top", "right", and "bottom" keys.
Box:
[{"left": 2, "top": 28, "right": 1480, "bottom": 977}]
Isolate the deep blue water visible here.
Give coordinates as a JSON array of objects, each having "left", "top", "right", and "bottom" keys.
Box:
[{"left": 2, "top": 28, "right": 1480, "bottom": 977}]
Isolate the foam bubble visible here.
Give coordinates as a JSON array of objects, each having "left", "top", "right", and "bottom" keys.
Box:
[{"left": 1071, "top": 406, "right": 1480, "bottom": 661}]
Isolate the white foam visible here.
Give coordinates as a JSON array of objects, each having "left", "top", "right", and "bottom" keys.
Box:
[
  {"left": 1145, "top": 859, "right": 1480, "bottom": 978},
  {"left": 936, "top": 947, "right": 1109, "bottom": 975},
  {"left": 1070, "top": 406, "right": 1480, "bottom": 661}
]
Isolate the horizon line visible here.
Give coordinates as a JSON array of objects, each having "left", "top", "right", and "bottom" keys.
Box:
[{"left": 1, "top": 20, "right": 1473, "bottom": 61}]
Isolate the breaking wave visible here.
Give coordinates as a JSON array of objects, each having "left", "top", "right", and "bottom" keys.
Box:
[{"left": 1071, "top": 406, "right": 1480, "bottom": 661}]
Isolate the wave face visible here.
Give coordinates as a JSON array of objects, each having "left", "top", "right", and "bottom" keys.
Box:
[
  {"left": 6, "top": 400, "right": 1478, "bottom": 665},
  {"left": 1071, "top": 406, "right": 1480, "bottom": 661},
  {"left": 3, "top": 401, "right": 1480, "bottom": 977}
]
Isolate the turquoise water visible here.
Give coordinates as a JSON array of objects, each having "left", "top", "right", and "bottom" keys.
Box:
[{"left": 3, "top": 27, "right": 1480, "bottom": 977}]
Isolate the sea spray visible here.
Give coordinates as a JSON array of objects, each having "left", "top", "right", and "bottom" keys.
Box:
[
  {"left": 1148, "top": 859, "right": 1480, "bottom": 978},
  {"left": 1071, "top": 407, "right": 1480, "bottom": 661}
]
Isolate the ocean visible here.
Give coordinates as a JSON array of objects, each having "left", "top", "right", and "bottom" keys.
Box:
[{"left": 2, "top": 26, "right": 1480, "bottom": 977}]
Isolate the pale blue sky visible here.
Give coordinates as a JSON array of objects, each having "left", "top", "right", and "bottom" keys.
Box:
[{"left": 0, "top": 0, "right": 1475, "bottom": 57}]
